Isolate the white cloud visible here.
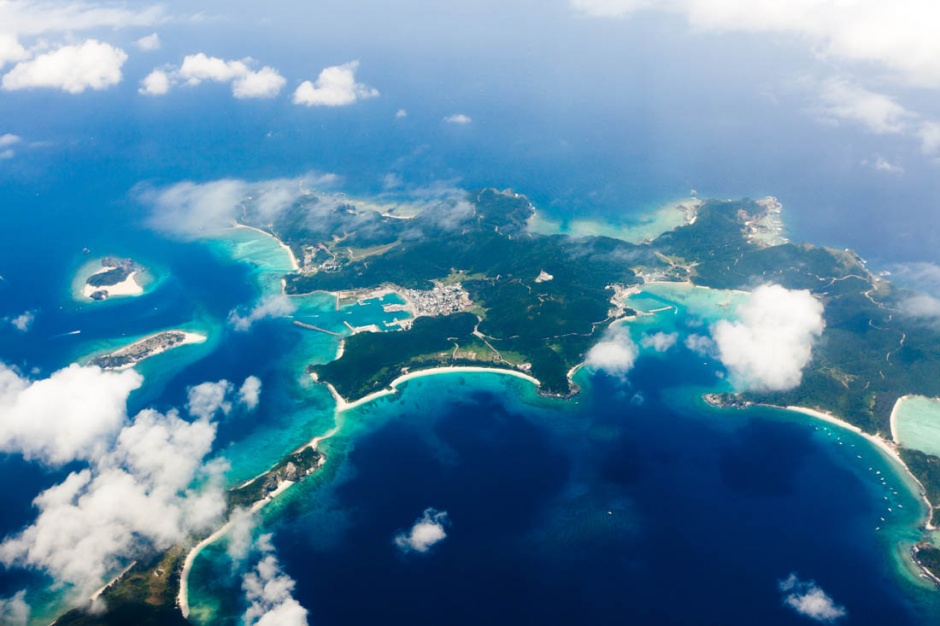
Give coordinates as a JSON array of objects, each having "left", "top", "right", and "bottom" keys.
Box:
[
  {"left": 0, "top": 134, "right": 21, "bottom": 150},
  {"left": 902, "top": 294, "right": 940, "bottom": 319},
  {"left": 570, "top": 0, "right": 940, "bottom": 157},
  {"left": 779, "top": 573, "right": 847, "bottom": 622},
  {"left": 0, "top": 404, "right": 226, "bottom": 597},
  {"left": 143, "top": 53, "right": 286, "bottom": 99},
  {"left": 179, "top": 52, "right": 250, "bottom": 85},
  {"left": 573, "top": 1, "right": 940, "bottom": 88},
  {"left": 229, "top": 295, "right": 297, "bottom": 332},
  {"left": 889, "top": 261, "right": 940, "bottom": 294},
  {"left": 144, "top": 178, "right": 250, "bottom": 235},
  {"left": 239, "top": 376, "right": 262, "bottom": 411},
  {"left": 866, "top": 155, "right": 903, "bottom": 173},
  {"left": 292, "top": 61, "right": 378, "bottom": 107},
  {"left": 187, "top": 380, "right": 234, "bottom": 420},
  {"left": 444, "top": 113, "right": 472, "bottom": 125},
  {"left": 2, "top": 40, "right": 127, "bottom": 93},
  {"left": 0, "top": 591, "right": 29, "bottom": 626},
  {"left": 187, "top": 376, "right": 262, "bottom": 419},
  {"left": 586, "top": 324, "right": 638, "bottom": 376},
  {"left": 918, "top": 121, "right": 940, "bottom": 154},
  {"left": 136, "top": 33, "right": 161, "bottom": 51},
  {"left": 8, "top": 310, "right": 34, "bottom": 332},
  {"left": 0, "top": 2, "right": 164, "bottom": 37},
  {"left": 712, "top": 284, "right": 825, "bottom": 392},
  {"left": 233, "top": 66, "right": 286, "bottom": 99},
  {"left": 571, "top": 0, "right": 648, "bottom": 18},
  {"left": 141, "top": 174, "right": 340, "bottom": 238},
  {"left": 0, "top": 364, "right": 142, "bottom": 465},
  {"left": 640, "top": 331, "right": 678, "bottom": 352},
  {"left": 226, "top": 508, "right": 257, "bottom": 563},
  {"left": 684, "top": 333, "right": 717, "bottom": 357},
  {"left": 394, "top": 508, "right": 449, "bottom": 554},
  {"left": 138, "top": 68, "right": 170, "bottom": 96},
  {"left": 815, "top": 79, "right": 914, "bottom": 135},
  {"left": 243, "top": 535, "right": 309, "bottom": 626},
  {"left": 395, "top": 108, "right": 407, "bottom": 119},
  {"left": 0, "top": 34, "right": 28, "bottom": 70}
]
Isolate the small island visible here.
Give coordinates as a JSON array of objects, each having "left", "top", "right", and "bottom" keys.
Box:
[
  {"left": 88, "top": 331, "right": 206, "bottom": 370},
  {"left": 82, "top": 257, "right": 144, "bottom": 301}
]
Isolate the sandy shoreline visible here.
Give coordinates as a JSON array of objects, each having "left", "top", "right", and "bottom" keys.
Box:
[
  {"left": 322, "top": 365, "right": 541, "bottom": 413},
  {"left": 103, "top": 331, "right": 207, "bottom": 371},
  {"left": 890, "top": 395, "right": 914, "bottom": 444},
  {"left": 177, "top": 475, "right": 299, "bottom": 617},
  {"left": 179, "top": 420, "right": 342, "bottom": 616},
  {"left": 783, "top": 404, "right": 934, "bottom": 528},
  {"left": 82, "top": 269, "right": 144, "bottom": 299},
  {"left": 232, "top": 223, "right": 300, "bottom": 271}
]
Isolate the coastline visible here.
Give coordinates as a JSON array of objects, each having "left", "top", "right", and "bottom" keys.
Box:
[
  {"left": 92, "top": 330, "right": 208, "bottom": 371},
  {"left": 177, "top": 477, "right": 297, "bottom": 618},
  {"left": 81, "top": 270, "right": 144, "bottom": 299},
  {"left": 179, "top": 422, "right": 342, "bottom": 617},
  {"left": 891, "top": 395, "right": 914, "bottom": 445},
  {"left": 322, "top": 365, "right": 542, "bottom": 413},
  {"left": 783, "top": 404, "right": 935, "bottom": 529},
  {"left": 232, "top": 223, "right": 300, "bottom": 271}
]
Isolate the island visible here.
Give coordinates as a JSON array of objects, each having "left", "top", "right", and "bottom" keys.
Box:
[
  {"left": 87, "top": 331, "right": 207, "bottom": 370},
  {"left": 57, "top": 188, "right": 940, "bottom": 623},
  {"left": 261, "top": 188, "right": 940, "bottom": 582},
  {"left": 53, "top": 443, "right": 323, "bottom": 626},
  {"left": 82, "top": 257, "right": 143, "bottom": 301}
]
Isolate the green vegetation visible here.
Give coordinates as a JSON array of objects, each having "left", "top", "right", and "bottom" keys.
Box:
[
  {"left": 228, "top": 445, "right": 320, "bottom": 510},
  {"left": 53, "top": 446, "right": 324, "bottom": 625},
  {"left": 284, "top": 189, "right": 650, "bottom": 395},
  {"left": 915, "top": 545, "right": 940, "bottom": 584},
  {"left": 86, "top": 257, "right": 135, "bottom": 288},
  {"left": 655, "top": 197, "right": 940, "bottom": 528},
  {"left": 314, "top": 313, "right": 483, "bottom": 399},
  {"left": 54, "top": 189, "right": 940, "bottom": 625},
  {"left": 55, "top": 547, "right": 188, "bottom": 625},
  {"left": 900, "top": 449, "right": 940, "bottom": 526}
]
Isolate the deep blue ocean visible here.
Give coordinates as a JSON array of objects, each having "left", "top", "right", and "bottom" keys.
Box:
[{"left": 2, "top": 48, "right": 940, "bottom": 622}]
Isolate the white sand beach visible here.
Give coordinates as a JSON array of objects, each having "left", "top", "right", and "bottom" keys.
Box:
[
  {"left": 104, "top": 331, "right": 207, "bottom": 371},
  {"left": 324, "top": 366, "right": 541, "bottom": 413},
  {"left": 82, "top": 270, "right": 144, "bottom": 299},
  {"left": 233, "top": 223, "right": 300, "bottom": 271},
  {"left": 785, "top": 404, "right": 934, "bottom": 527}
]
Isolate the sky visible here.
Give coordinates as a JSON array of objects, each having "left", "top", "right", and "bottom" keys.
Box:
[{"left": 1, "top": 0, "right": 940, "bottom": 273}]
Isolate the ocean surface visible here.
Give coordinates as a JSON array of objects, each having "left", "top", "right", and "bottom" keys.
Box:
[{"left": 1, "top": 77, "right": 940, "bottom": 624}]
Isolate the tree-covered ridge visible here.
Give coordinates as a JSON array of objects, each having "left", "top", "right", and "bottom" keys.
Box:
[
  {"left": 655, "top": 197, "right": 940, "bottom": 536},
  {"left": 281, "top": 189, "right": 653, "bottom": 395},
  {"left": 657, "top": 200, "right": 940, "bottom": 437}
]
